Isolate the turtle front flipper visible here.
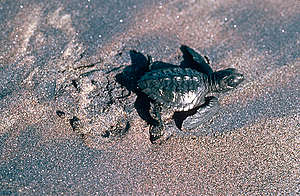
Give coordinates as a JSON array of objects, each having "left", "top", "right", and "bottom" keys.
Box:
[
  {"left": 180, "top": 45, "right": 213, "bottom": 75},
  {"left": 181, "top": 96, "right": 220, "bottom": 130}
]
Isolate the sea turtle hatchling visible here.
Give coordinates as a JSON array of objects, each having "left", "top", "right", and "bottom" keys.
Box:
[{"left": 137, "top": 46, "right": 244, "bottom": 144}]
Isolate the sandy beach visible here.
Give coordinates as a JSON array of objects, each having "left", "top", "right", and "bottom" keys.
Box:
[{"left": 0, "top": 0, "right": 299, "bottom": 194}]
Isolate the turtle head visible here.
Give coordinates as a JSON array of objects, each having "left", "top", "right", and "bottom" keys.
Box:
[{"left": 213, "top": 68, "right": 244, "bottom": 92}]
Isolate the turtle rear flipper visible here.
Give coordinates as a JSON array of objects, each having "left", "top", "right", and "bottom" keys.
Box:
[
  {"left": 149, "top": 103, "right": 176, "bottom": 144},
  {"left": 181, "top": 96, "right": 220, "bottom": 130},
  {"left": 180, "top": 45, "right": 213, "bottom": 75}
]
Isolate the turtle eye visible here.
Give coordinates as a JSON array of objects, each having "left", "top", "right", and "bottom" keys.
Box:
[
  {"left": 228, "top": 74, "right": 244, "bottom": 87},
  {"left": 227, "top": 77, "right": 236, "bottom": 87}
]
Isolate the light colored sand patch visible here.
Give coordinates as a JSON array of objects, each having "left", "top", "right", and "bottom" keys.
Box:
[
  {"left": 48, "top": 7, "right": 76, "bottom": 36},
  {"left": 0, "top": 91, "right": 45, "bottom": 134},
  {"left": 21, "top": 18, "right": 39, "bottom": 53},
  {"left": 0, "top": 89, "right": 74, "bottom": 156},
  {"left": 6, "top": 5, "right": 41, "bottom": 64},
  {"left": 0, "top": 110, "right": 17, "bottom": 134},
  {"left": 18, "top": 7, "right": 40, "bottom": 54},
  {"left": 54, "top": 40, "right": 86, "bottom": 78},
  {"left": 46, "top": 8, "right": 88, "bottom": 93},
  {"left": 22, "top": 61, "right": 39, "bottom": 89},
  {"left": 62, "top": 41, "right": 84, "bottom": 59},
  {"left": 264, "top": 0, "right": 300, "bottom": 18}
]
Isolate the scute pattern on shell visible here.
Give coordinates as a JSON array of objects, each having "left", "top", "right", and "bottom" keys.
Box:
[{"left": 138, "top": 67, "right": 207, "bottom": 111}]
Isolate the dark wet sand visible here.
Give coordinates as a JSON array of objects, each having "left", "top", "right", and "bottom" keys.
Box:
[{"left": 0, "top": 0, "right": 299, "bottom": 195}]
